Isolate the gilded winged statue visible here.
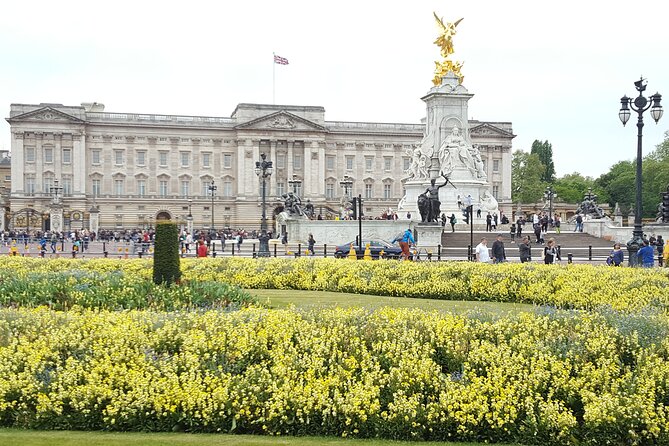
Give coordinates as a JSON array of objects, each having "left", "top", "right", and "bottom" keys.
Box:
[{"left": 432, "top": 13, "right": 464, "bottom": 85}]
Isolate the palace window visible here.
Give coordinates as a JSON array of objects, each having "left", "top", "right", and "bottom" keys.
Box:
[
  {"left": 26, "top": 147, "right": 35, "bottom": 163},
  {"left": 326, "top": 155, "right": 335, "bottom": 170},
  {"left": 180, "top": 152, "right": 190, "bottom": 167},
  {"left": 159, "top": 152, "right": 168, "bottom": 167},
  {"left": 201, "top": 180, "right": 211, "bottom": 197},
  {"left": 137, "top": 180, "right": 146, "bottom": 197},
  {"left": 384, "top": 157, "right": 392, "bottom": 171},
  {"left": 44, "top": 147, "right": 53, "bottom": 163},
  {"left": 365, "top": 183, "right": 373, "bottom": 199},
  {"left": 403, "top": 157, "right": 410, "bottom": 171},
  {"left": 202, "top": 153, "right": 211, "bottom": 168},
  {"left": 180, "top": 180, "right": 190, "bottom": 197},
  {"left": 276, "top": 182, "right": 285, "bottom": 197},
  {"left": 383, "top": 183, "right": 392, "bottom": 199},
  {"left": 365, "top": 157, "right": 373, "bottom": 172},
  {"left": 62, "top": 148, "right": 71, "bottom": 164},
  {"left": 223, "top": 153, "right": 232, "bottom": 168},
  {"left": 492, "top": 185, "right": 499, "bottom": 199},
  {"left": 326, "top": 182, "right": 334, "bottom": 199},
  {"left": 223, "top": 180, "right": 233, "bottom": 197},
  {"left": 493, "top": 159, "right": 500, "bottom": 172},
  {"left": 114, "top": 150, "right": 123, "bottom": 166},
  {"left": 62, "top": 176, "right": 72, "bottom": 196},
  {"left": 293, "top": 153, "right": 302, "bottom": 169},
  {"left": 114, "top": 179, "right": 124, "bottom": 197},
  {"left": 346, "top": 156, "right": 354, "bottom": 170},
  {"left": 43, "top": 175, "right": 54, "bottom": 194},
  {"left": 91, "top": 150, "right": 100, "bottom": 165},
  {"left": 159, "top": 180, "right": 168, "bottom": 197},
  {"left": 276, "top": 154, "right": 285, "bottom": 169},
  {"left": 92, "top": 179, "right": 101, "bottom": 197},
  {"left": 24, "top": 175, "right": 35, "bottom": 195},
  {"left": 136, "top": 151, "right": 146, "bottom": 166}
]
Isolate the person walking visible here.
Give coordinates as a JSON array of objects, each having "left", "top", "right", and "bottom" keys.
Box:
[
  {"left": 533, "top": 222, "right": 542, "bottom": 244},
  {"left": 554, "top": 214, "right": 561, "bottom": 234},
  {"left": 491, "top": 234, "right": 507, "bottom": 263},
  {"left": 393, "top": 228, "right": 415, "bottom": 261},
  {"left": 607, "top": 243, "right": 624, "bottom": 266},
  {"left": 509, "top": 223, "right": 516, "bottom": 243},
  {"left": 516, "top": 217, "right": 523, "bottom": 238},
  {"left": 518, "top": 236, "right": 532, "bottom": 263},
  {"left": 486, "top": 213, "right": 493, "bottom": 232},
  {"left": 307, "top": 233, "right": 316, "bottom": 256},
  {"left": 475, "top": 237, "right": 491, "bottom": 263},
  {"left": 637, "top": 240, "right": 655, "bottom": 268},
  {"left": 542, "top": 238, "right": 559, "bottom": 264}
]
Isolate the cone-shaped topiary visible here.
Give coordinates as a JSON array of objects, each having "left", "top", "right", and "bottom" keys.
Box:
[{"left": 152, "top": 221, "right": 181, "bottom": 285}]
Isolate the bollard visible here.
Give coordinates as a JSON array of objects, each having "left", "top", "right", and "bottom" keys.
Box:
[
  {"left": 252, "top": 243, "right": 256, "bottom": 255},
  {"left": 323, "top": 244, "right": 327, "bottom": 258},
  {"left": 103, "top": 251, "right": 108, "bottom": 258},
  {"left": 61, "top": 240, "right": 65, "bottom": 251},
  {"left": 212, "top": 251, "right": 216, "bottom": 258},
  {"left": 659, "top": 254, "right": 664, "bottom": 267},
  {"left": 231, "top": 244, "right": 235, "bottom": 256},
  {"left": 588, "top": 245, "right": 592, "bottom": 261},
  {"left": 138, "top": 252, "right": 143, "bottom": 259},
  {"left": 467, "top": 245, "right": 472, "bottom": 261},
  {"left": 427, "top": 251, "right": 432, "bottom": 261},
  {"left": 297, "top": 243, "right": 302, "bottom": 257},
  {"left": 273, "top": 244, "right": 277, "bottom": 257},
  {"left": 103, "top": 242, "right": 106, "bottom": 253},
  {"left": 71, "top": 251, "right": 76, "bottom": 259},
  {"left": 437, "top": 244, "right": 441, "bottom": 261},
  {"left": 568, "top": 253, "right": 573, "bottom": 264}
]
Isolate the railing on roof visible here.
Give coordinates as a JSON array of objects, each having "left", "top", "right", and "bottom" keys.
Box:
[
  {"left": 86, "top": 112, "right": 235, "bottom": 126},
  {"left": 326, "top": 121, "right": 424, "bottom": 132}
]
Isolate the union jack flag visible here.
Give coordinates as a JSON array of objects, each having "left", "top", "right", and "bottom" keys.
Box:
[{"left": 273, "top": 54, "right": 289, "bottom": 65}]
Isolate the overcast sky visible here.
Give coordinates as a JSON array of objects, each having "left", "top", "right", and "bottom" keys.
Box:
[{"left": 1, "top": 0, "right": 668, "bottom": 178}]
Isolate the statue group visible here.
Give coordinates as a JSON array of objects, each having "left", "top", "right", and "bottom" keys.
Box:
[
  {"left": 280, "top": 193, "right": 314, "bottom": 219},
  {"left": 576, "top": 191, "right": 605, "bottom": 219}
]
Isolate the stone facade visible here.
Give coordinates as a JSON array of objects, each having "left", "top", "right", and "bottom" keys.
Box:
[{"left": 5, "top": 102, "right": 513, "bottom": 232}]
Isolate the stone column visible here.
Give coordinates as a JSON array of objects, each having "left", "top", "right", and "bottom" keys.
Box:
[
  {"left": 287, "top": 140, "right": 294, "bottom": 182},
  {"left": 11, "top": 132, "right": 24, "bottom": 193},
  {"left": 88, "top": 206, "right": 99, "bottom": 234},
  {"left": 73, "top": 131, "right": 86, "bottom": 196}
]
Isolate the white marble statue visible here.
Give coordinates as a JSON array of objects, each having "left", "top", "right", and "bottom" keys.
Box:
[
  {"left": 479, "top": 190, "right": 499, "bottom": 214},
  {"left": 470, "top": 145, "right": 487, "bottom": 180},
  {"left": 405, "top": 147, "right": 430, "bottom": 180},
  {"left": 438, "top": 125, "right": 476, "bottom": 177}
]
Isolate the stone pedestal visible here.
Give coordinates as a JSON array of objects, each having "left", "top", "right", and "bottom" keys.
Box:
[
  {"left": 89, "top": 207, "right": 100, "bottom": 234},
  {"left": 0, "top": 207, "right": 5, "bottom": 232},
  {"left": 415, "top": 224, "right": 443, "bottom": 248},
  {"left": 49, "top": 205, "right": 63, "bottom": 234},
  {"left": 186, "top": 216, "right": 193, "bottom": 235}
]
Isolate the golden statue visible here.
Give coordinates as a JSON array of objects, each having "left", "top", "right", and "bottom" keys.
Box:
[{"left": 432, "top": 13, "right": 464, "bottom": 86}]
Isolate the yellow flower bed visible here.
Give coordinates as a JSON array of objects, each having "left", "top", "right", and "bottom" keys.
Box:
[
  {"left": 1, "top": 307, "right": 669, "bottom": 444},
  {"left": 0, "top": 257, "right": 668, "bottom": 312}
]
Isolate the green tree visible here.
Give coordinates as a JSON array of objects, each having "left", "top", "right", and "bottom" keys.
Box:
[
  {"left": 530, "top": 140, "right": 556, "bottom": 183},
  {"left": 512, "top": 150, "right": 547, "bottom": 205},
  {"left": 152, "top": 221, "right": 181, "bottom": 285},
  {"left": 552, "top": 173, "right": 595, "bottom": 204}
]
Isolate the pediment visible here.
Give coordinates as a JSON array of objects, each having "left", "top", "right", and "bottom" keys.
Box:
[
  {"left": 469, "top": 123, "right": 514, "bottom": 138},
  {"left": 8, "top": 107, "right": 85, "bottom": 124},
  {"left": 234, "top": 111, "right": 327, "bottom": 132}
]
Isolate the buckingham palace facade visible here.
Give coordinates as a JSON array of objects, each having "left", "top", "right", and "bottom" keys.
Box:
[{"left": 5, "top": 102, "right": 513, "bottom": 232}]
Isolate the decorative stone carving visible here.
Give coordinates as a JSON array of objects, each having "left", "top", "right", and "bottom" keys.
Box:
[
  {"left": 479, "top": 190, "right": 499, "bottom": 214},
  {"left": 269, "top": 115, "right": 295, "bottom": 129}
]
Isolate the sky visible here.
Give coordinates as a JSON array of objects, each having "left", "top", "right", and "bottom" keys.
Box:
[{"left": 1, "top": 0, "right": 668, "bottom": 178}]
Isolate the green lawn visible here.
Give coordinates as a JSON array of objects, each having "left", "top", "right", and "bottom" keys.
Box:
[
  {"left": 0, "top": 429, "right": 516, "bottom": 446},
  {"left": 252, "top": 289, "right": 535, "bottom": 315}
]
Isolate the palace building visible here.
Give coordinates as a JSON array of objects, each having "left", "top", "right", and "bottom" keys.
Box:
[{"left": 5, "top": 102, "right": 513, "bottom": 233}]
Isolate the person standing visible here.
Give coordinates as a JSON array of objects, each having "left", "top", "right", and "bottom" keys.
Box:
[
  {"left": 516, "top": 217, "right": 523, "bottom": 238},
  {"left": 509, "top": 223, "right": 516, "bottom": 243},
  {"left": 637, "top": 240, "right": 655, "bottom": 268},
  {"left": 607, "top": 243, "right": 624, "bottom": 266},
  {"left": 475, "top": 237, "right": 491, "bottom": 263},
  {"left": 493, "top": 213, "right": 499, "bottom": 230},
  {"left": 393, "top": 228, "right": 415, "bottom": 261},
  {"left": 542, "top": 238, "right": 559, "bottom": 264},
  {"left": 486, "top": 213, "right": 493, "bottom": 232},
  {"left": 491, "top": 234, "right": 507, "bottom": 263},
  {"left": 656, "top": 235, "right": 664, "bottom": 265},
  {"left": 518, "top": 236, "right": 532, "bottom": 263},
  {"left": 449, "top": 213, "right": 457, "bottom": 232},
  {"left": 196, "top": 239, "right": 208, "bottom": 258},
  {"left": 441, "top": 213, "right": 447, "bottom": 228},
  {"left": 307, "top": 233, "right": 316, "bottom": 256},
  {"left": 281, "top": 232, "right": 288, "bottom": 254},
  {"left": 575, "top": 214, "right": 583, "bottom": 232},
  {"left": 554, "top": 214, "right": 561, "bottom": 234},
  {"left": 664, "top": 239, "right": 669, "bottom": 267}
]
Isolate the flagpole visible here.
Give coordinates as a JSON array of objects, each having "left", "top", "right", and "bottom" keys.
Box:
[{"left": 272, "top": 52, "right": 276, "bottom": 105}]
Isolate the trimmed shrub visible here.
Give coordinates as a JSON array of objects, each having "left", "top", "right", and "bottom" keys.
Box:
[{"left": 152, "top": 221, "right": 181, "bottom": 285}]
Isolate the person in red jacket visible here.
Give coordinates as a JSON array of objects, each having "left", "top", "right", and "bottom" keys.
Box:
[{"left": 196, "top": 239, "right": 208, "bottom": 258}]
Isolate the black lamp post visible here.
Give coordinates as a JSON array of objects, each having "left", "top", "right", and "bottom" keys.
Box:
[
  {"left": 50, "top": 179, "right": 63, "bottom": 204},
  {"left": 255, "top": 153, "right": 273, "bottom": 257},
  {"left": 544, "top": 186, "right": 556, "bottom": 227},
  {"left": 339, "top": 175, "right": 353, "bottom": 219},
  {"left": 619, "top": 78, "right": 663, "bottom": 266},
  {"left": 208, "top": 181, "right": 217, "bottom": 234}
]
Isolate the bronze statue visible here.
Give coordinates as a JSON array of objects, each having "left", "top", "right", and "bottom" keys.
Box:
[{"left": 421, "top": 174, "right": 452, "bottom": 223}]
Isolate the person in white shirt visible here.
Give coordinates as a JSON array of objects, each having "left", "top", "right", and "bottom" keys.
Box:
[{"left": 475, "top": 237, "right": 491, "bottom": 263}]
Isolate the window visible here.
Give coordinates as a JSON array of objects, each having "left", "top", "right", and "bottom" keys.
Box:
[
  {"left": 365, "top": 157, "right": 373, "bottom": 172},
  {"left": 293, "top": 153, "right": 302, "bottom": 169},
  {"left": 62, "top": 177, "right": 72, "bottom": 196},
  {"left": 493, "top": 159, "right": 500, "bottom": 172},
  {"left": 26, "top": 147, "right": 35, "bottom": 162},
  {"left": 114, "top": 179, "right": 124, "bottom": 196},
  {"left": 44, "top": 147, "right": 53, "bottom": 163},
  {"left": 114, "top": 150, "right": 124, "bottom": 165},
  {"left": 92, "top": 179, "right": 101, "bottom": 196},
  {"left": 180, "top": 180, "right": 190, "bottom": 197},
  {"left": 91, "top": 150, "right": 100, "bottom": 164},
  {"left": 24, "top": 175, "right": 35, "bottom": 194},
  {"left": 223, "top": 181, "right": 233, "bottom": 197},
  {"left": 136, "top": 151, "right": 146, "bottom": 166},
  {"left": 276, "top": 154, "right": 285, "bottom": 169},
  {"left": 326, "top": 155, "right": 335, "bottom": 170},
  {"left": 159, "top": 180, "right": 168, "bottom": 197},
  {"left": 403, "top": 157, "right": 410, "bottom": 171},
  {"left": 292, "top": 183, "right": 302, "bottom": 197},
  {"left": 326, "top": 183, "right": 334, "bottom": 199},
  {"left": 384, "top": 157, "right": 392, "bottom": 171},
  {"left": 492, "top": 185, "right": 499, "bottom": 199},
  {"left": 365, "top": 183, "right": 373, "bottom": 199},
  {"left": 137, "top": 180, "right": 146, "bottom": 197},
  {"left": 202, "top": 153, "right": 211, "bottom": 168},
  {"left": 383, "top": 184, "right": 392, "bottom": 199},
  {"left": 223, "top": 153, "right": 232, "bottom": 168},
  {"left": 159, "top": 152, "right": 168, "bottom": 167},
  {"left": 62, "top": 148, "right": 71, "bottom": 164},
  {"left": 180, "top": 152, "right": 190, "bottom": 167},
  {"left": 202, "top": 180, "right": 211, "bottom": 196},
  {"left": 346, "top": 156, "right": 354, "bottom": 170},
  {"left": 43, "top": 176, "right": 54, "bottom": 194},
  {"left": 276, "top": 182, "right": 285, "bottom": 197}
]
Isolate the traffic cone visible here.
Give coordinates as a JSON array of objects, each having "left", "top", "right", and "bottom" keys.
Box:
[{"left": 348, "top": 243, "right": 357, "bottom": 260}]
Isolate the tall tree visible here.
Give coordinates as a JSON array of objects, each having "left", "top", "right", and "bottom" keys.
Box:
[
  {"left": 512, "top": 150, "right": 547, "bottom": 205},
  {"left": 553, "top": 172, "right": 595, "bottom": 204},
  {"left": 530, "top": 140, "right": 556, "bottom": 183}
]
